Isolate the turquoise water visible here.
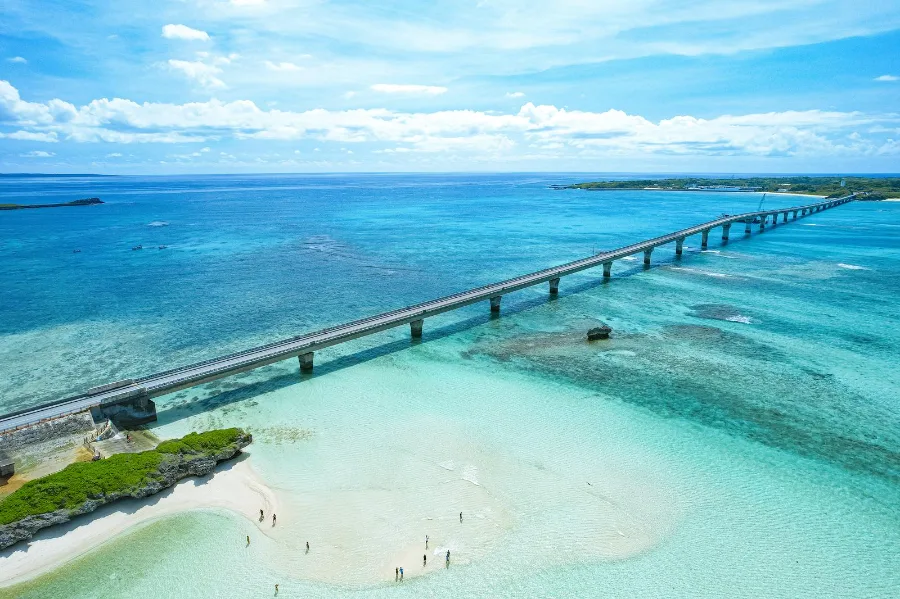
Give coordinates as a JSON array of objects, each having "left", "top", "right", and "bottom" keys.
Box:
[{"left": 0, "top": 175, "right": 898, "bottom": 597}]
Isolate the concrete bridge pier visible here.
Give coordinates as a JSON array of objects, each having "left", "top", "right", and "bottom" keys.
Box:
[
  {"left": 549, "top": 277, "right": 560, "bottom": 295},
  {"left": 643, "top": 248, "right": 653, "bottom": 266},
  {"left": 299, "top": 352, "right": 314, "bottom": 373},
  {"left": 490, "top": 295, "right": 502, "bottom": 313},
  {"left": 792, "top": 210, "right": 798, "bottom": 220},
  {"left": 760, "top": 216, "right": 767, "bottom": 230},
  {"left": 603, "top": 262, "right": 612, "bottom": 278},
  {"left": 410, "top": 319, "right": 423, "bottom": 338},
  {"left": 675, "top": 237, "right": 685, "bottom": 256},
  {"left": 701, "top": 229, "right": 710, "bottom": 249},
  {"left": 722, "top": 223, "right": 731, "bottom": 241},
  {"left": 93, "top": 395, "right": 157, "bottom": 428},
  {"left": 782, "top": 212, "right": 788, "bottom": 223},
  {"left": 745, "top": 220, "right": 752, "bottom": 234}
]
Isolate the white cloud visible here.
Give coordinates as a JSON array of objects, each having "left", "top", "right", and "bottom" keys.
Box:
[
  {"left": 162, "top": 24, "right": 210, "bottom": 41},
  {"left": 506, "top": 91, "right": 525, "bottom": 98},
  {"left": 874, "top": 75, "right": 898, "bottom": 82},
  {"left": 7, "top": 56, "right": 27, "bottom": 64},
  {"left": 0, "top": 130, "right": 58, "bottom": 142},
  {"left": 167, "top": 59, "right": 225, "bottom": 89},
  {"left": 2, "top": 80, "right": 897, "bottom": 158},
  {"left": 343, "top": 91, "right": 357, "bottom": 99},
  {"left": 371, "top": 84, "right": 448, "bottom": 95},
  {"left": 106, "top": 152, "right": 123, "bottom": 157},
  {"left": 231, "top": 0, "right": 266, "bottom": 5},
  {"left": 265, "top": 61, "right": 303, "bottom": 72},
  {"left": 20, "top": 150, "right": 54, "bottom": 157}
]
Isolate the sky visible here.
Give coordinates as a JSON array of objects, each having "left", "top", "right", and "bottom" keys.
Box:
[{"left": 1, "top": 0, "right": 899, "bottom": 174}]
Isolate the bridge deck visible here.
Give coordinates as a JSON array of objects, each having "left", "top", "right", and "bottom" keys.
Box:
[{"left": 0, "top": 195, "right": 854, "bottom": 433}]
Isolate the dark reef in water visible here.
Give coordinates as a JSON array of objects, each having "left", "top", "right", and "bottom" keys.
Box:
[
  {"left": 468, "top": 324, "right": 900, "bottom": 484},
  {"left": 0, "top": 197, "right": 103, "bottom": 211}
]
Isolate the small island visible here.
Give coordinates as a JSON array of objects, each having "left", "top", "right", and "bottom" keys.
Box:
[
  {"left": 0, "top": 197, "right": 103, "bottom": 211},
  {"left": 554, "top": 176, "right": 900, "bottom": 199},
  {"left": 0, "top": 428, "right": 251, "bottom": 550}
]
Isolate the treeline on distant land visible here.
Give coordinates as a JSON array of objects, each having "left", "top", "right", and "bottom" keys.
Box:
[{"left": 565, "top": 177, "right": 900, "bottom": 198}]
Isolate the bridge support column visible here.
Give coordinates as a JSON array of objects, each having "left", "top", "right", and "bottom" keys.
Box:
[
  {"left": 299, "top": 352, "right": 314, "bottom": 373},
  {"left": 93, "top": 395, "right": 157, "bottom": 428},
  {"left": 792, "top": 210, "right": 797, "bottom": 220},
  {"left": 643, "top": 249, "right": 653, "bottom": 266},
  {"left": 490, "top": 295, "right": 502, "bottom": 313},
  {"left": 745, "top": 220, "right": 752, "bottom": 234},
  {"left": 722, "top": 224, "right": 731, "bottom": 242},
  {"left": 701, "top": 229, "right": 710, "bottom": 249},
  {"left": 675, "top": 237, "right": 685, "bottom": 256},
  {"left": 410, "top": 319, "right": 423, "bottom": 339},
  {"left": 549, "top": 278, "right": 560, "bottom": 295},
  {"left": 760, "top": 216, "right": 766, "bottom": 230},
  {"left": 782, "top": 212, "right": 788, "bottom": 223}
]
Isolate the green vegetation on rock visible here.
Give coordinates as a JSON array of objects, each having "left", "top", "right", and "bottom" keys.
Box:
[
  {"left": 155, "top": 428, "right": 245, "bottom": 455},
  {"left": 0, "top": 428, "right": 247, "bottom": 526},
  {"left": 563, "top": 176, "right": 900, "bottom": 198}
]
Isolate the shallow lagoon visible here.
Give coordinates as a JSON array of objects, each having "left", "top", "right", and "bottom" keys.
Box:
[{"left": 0, "top": 175, "right": 897, "bottom": 597}]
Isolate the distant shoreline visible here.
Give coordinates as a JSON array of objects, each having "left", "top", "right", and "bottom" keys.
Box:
[
  {"left": 0, "top": 198, "right": 103, "bottom": 211},
  {"left": 553, "top": 176, "right": 899, "bottom": 198},
  {"left": 550, "top": 186, "right": 826, "bottom": 199}
]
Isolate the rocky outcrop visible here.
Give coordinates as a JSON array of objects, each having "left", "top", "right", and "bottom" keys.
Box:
[
  {"left": 587, "top": 325, "right": 612, "bottom": 340},
  {"left": 0, "top": 431, "right": 251, "bottom": 550}
]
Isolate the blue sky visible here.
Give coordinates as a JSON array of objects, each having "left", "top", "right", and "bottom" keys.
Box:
[{"left": 1, "top": 0, "right": 899, "bottom": 174}]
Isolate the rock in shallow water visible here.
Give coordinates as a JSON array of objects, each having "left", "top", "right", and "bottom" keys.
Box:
[{"left": 587, "top": 325, "right": 612, "bottom": 340}]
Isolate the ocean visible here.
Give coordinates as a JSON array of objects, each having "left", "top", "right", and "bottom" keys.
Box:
[{"left": 0, "top": 174, "right": 897, "bottom": 598}]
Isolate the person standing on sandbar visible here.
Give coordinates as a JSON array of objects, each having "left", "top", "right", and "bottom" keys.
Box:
[{"left": 423, "top": 554, "right": 427, "bottom": 567}]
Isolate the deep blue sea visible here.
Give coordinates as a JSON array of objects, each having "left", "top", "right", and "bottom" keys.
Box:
[{"left": 0, "top": 174, "right": 898, "bottom": 598}]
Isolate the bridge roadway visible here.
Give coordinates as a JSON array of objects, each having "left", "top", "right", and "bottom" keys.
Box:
[{"left": 0, "top": 194, "right": 855, "bottom": 433}]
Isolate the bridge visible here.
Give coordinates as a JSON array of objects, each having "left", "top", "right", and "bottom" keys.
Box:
[{"left": 0, "top": 194, "right": 855, "bottom": 434}]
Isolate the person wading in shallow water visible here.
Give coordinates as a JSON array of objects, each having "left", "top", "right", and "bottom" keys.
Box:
[
  {"left": 446, "top": 550, "right": 450, "bottom": 568},
  {"left": 272, "top": 513, "right": 277, "bottom": 526},
  {"left": 400, "top": 567, "right": 404, "bottom": 581},
  {"left": 275, "top": 584, "right": 279, "bottom": 595},
  {"left": 395, "top": 567, "right": 399, "bottom": 581},
  {"left": 459, "top": 512, "right": 463, "bottom": 523},
  {"left": 423, "top": 554, "right": 427, "bottom": 567},
  {"left": 306, "top": 541, "right": 310, "bottom": 553},
  {"left": 246, "top": 535, "right": 250, "bottom": 546},
  {"left": 260, "top": 509, "right": 264, "bottom": 521}
]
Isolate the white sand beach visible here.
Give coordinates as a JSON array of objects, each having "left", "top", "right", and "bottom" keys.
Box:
[{"left": 0, "top": 457, "right": 277, "bottom": 588}]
